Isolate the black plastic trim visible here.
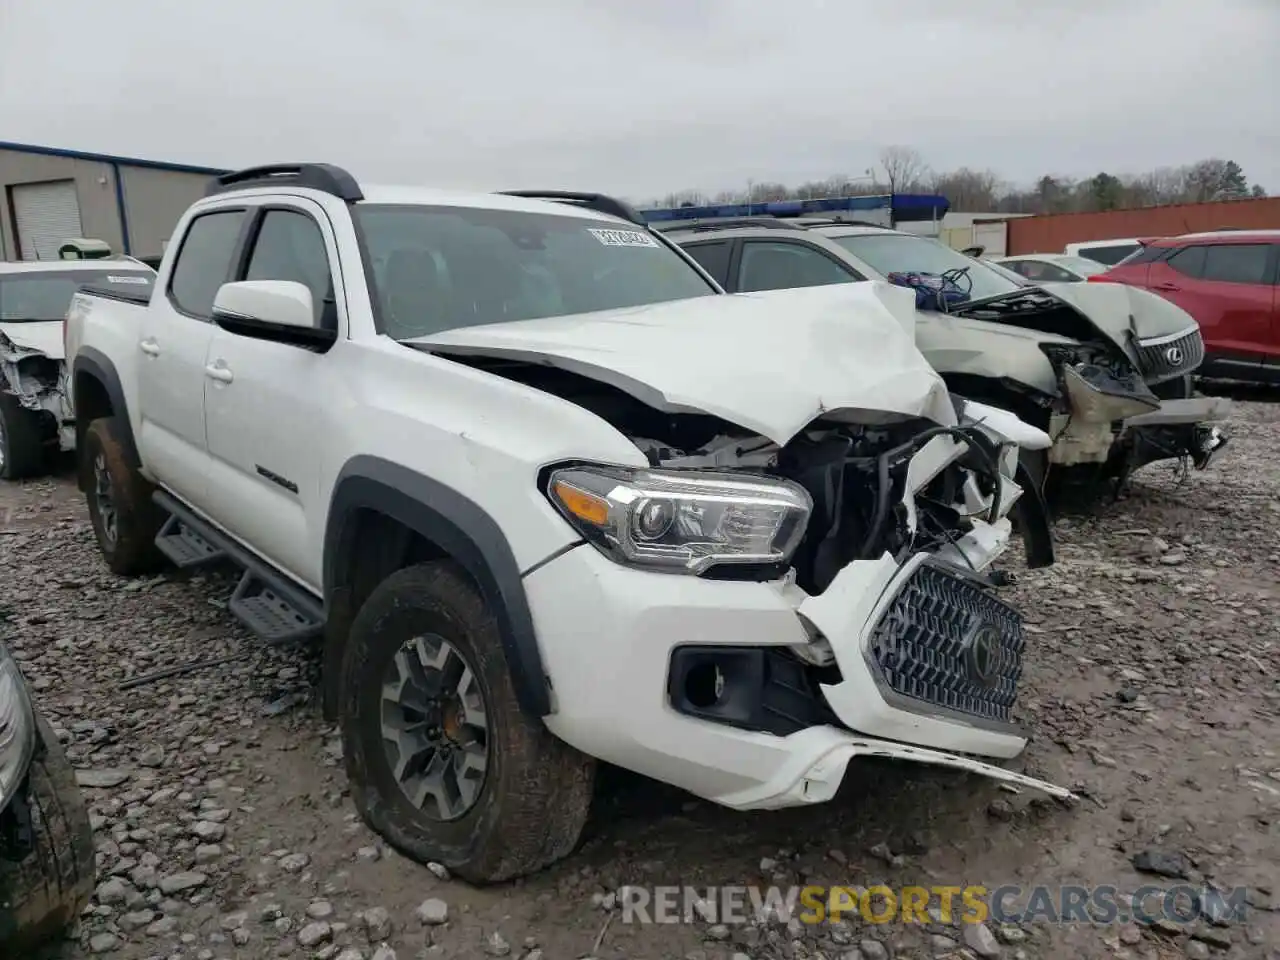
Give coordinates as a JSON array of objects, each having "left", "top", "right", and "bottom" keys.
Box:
[
  {"left": 206, "top": 163, "right": 363, "bottom": 202},
  {"left": 76, "top": 284, "right": 152, "bottom": 308},
  {"left": 211, "top": 309, "right": 338, "bottom": 352},
  {"left": 70, "top": 348, "right": 139, "bottom": 468},
  {"left": 324, "top": 456, "right": 552, "bottom": 718},
  {"left": 496, "top": 190, "right": 646, "bottom": 226}
]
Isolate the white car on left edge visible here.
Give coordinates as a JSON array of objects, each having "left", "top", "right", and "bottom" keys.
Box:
[{"left": 0, "top": 259, "right": 155, "bottom": 479}]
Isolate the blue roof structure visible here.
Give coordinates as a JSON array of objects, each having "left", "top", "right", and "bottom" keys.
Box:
[{"left": 639, "top": 193, "right": 949, "bottom": 224}]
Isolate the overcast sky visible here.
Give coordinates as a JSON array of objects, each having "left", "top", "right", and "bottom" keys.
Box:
[{"left": 1, "top": 0, "right": 1276, "bottom": 200}]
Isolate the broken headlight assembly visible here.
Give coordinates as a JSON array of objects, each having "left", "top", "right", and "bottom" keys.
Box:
[
  {"left": 544, "top": 464, "right": 812, "bottom": 574},
  {"left": 1041, "top": 343, "right": 1161, "bottom": 423},
  {"left": 0, "top": 642, "right": 36, "bottom": 813}
]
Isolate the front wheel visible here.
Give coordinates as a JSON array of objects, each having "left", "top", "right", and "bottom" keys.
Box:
[{"left": 340, "top": 562, "right": 595, "bottom": 883}]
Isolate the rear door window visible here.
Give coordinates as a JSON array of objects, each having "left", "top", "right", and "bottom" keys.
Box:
[
  {"left": 1166, "top": 245, "right": 1207, "bottom": 279},
  {"left": 681, "top": 241, "right": 732, "bottom": 287},
  {"left": 1199, "top": 244, "right": 1272, "bottom": 285},
  {"left": 1078, "top": 244, "right": 1140, "bottom": 265},
  {"left": 737, "top": 240, "right": 857, "bottom": 292}
]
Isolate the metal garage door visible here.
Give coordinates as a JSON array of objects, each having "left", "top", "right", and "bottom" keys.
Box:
[{"left": 12, "top": 180, "right": 83, "bottom": 261}]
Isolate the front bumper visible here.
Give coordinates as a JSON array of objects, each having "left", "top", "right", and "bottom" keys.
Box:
[{"left": 526, "top": 536, "right": 1068, "bottom": 811}]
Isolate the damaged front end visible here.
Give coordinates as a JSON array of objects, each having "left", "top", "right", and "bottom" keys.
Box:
[
  {"left": 0, "top": 331, "right": 72, "bottom": 453},
  {"left": 949, "top": 288, "right": 1230, "bottom": 479}
]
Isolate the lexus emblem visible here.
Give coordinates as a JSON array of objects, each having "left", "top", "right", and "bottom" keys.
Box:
[
  {"left": 1165, "top": 346, "right": 1184, "bottom": 365},
  {"left": 965, "top": 624, "right": 1002, "bottom": 687}
]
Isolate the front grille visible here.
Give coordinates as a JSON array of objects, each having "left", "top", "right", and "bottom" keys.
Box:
[
  {"left": 866, "top": 562, "right": 1024, "bottom": 726},
  {"left": 1134, "top": 326, "right": 1205, "bottom": 384}
]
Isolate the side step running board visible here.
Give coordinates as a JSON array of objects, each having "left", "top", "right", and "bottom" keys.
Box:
[{"left": 152, "top": 491, "right": 325, "bottom": 645}]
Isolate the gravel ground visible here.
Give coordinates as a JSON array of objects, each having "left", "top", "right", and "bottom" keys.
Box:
[{"left": 2, "top": 395, "right": 1278, "bottom": 960}]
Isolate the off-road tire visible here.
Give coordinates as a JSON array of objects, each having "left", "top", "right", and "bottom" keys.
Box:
[
  {"left": 341, "top": 561, "right": 595, "bottom": 884},
  {"left": 0, "top": 718, "right": 96, "bottom": 952},
  {"left": 0, "top": 393, "right": 47, "bottom": 481},
  {"left": 83, "top": 417, "right": 164, "bottom": 576}
]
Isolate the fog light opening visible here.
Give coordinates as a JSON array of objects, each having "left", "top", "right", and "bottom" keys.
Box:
[{"left": 685, "top": 662, "right": 725, "bottom": 709}]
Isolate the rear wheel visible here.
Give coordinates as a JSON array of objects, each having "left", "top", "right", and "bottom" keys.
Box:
[
  {"left": 340, "top": 562, "right": 595, "bottom": 883},
  {"left": 0, "top": 394, "right": 47, "bottom": 481},
  {"left": 82, "top": 417, "right": 164, "bottom": 575}
]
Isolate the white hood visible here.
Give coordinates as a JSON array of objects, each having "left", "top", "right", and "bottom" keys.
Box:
[
  {"left": 410, "top": 282, "right": 955, "bottom": 445},
  {"left": 0, "top": 321, "right": 64, "bottom": 360}
]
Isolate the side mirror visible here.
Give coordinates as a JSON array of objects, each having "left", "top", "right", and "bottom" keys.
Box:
[{"left": 211, "top": 281, "right": 337, "bottom": 350}]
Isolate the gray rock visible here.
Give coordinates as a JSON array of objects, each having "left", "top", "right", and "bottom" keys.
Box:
[
  {"left": 191, "top": 820, "right": 226, "bottom": 841},
  {"left": 232, "top": 927, "right": 252, "bottom": 946},
  {"left": 371, "top": 947, "right": 397, "bottom": 960},
  {"left": 88, "top": 932, "right": 120, "bottom": 953},
  {"left": 77, "top": 769, "right": 131, "bottom": 789},
  {"left": 220, "top": 911, "right": 248, "bottom": 930},
  {"left": 1184, "top": 942, "right": 1210, "bottom": 960},
  {"left": 931, "top": 934, "right": 958, "bottom": 953},
  {"left": 416, "top": 898, "right": 449, "bottom": 925},
  {"left": 95, "top": 877, "right": 130, "bottom": 904},
  {"left": 307, "top": 900, "right": 335, "bottom": 919},
  {"left": 158, "top": 871, "right": 207, "bottom": 894},
  {"left": 279, "top": 852, "right": 310, "bottom": 873},
  {"left": 356, "top": 845, "right": 380, "bottom": 862},
  {"left": 962, "top": 921, "right": 1002, "bottom": 958},
  {"left": 119, "top": 909, "right": 157, "bottom": 931},
  {"left": 298, "top": 921, "right": 333, "bottom": 947},
  {"left": 137, "top": 745, "right": 165, "bottom": 767},
  {"left": 1131, "top": 849, "right": 1191, "bottom": 879},
  {"left": 426, "top": 861, "right": 450, "bottom": 881},
  {"left": 859, "top": 940, "right": 888, "bottom": 960},
  {"left": 146, "top": 915, "right": 179, "bottom": 936},
  {"left": 485, "top": 931, "right": 512, "bottom": 956},
  {"left": 335, "top": 950, "right": 366, "bottom": 960},
  {"left": 362, "top": 906, "right": 392, "bottom": 941},
  {"left": 194, "top": 843, "right": 222, "bottom": 864},
  {"left": 707, "top": 924, "right": 730, "bottom": 940}
]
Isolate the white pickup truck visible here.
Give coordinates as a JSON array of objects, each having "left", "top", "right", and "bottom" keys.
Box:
[{"left": 65, "top": 163, "right": 1070, "bottom": 882}]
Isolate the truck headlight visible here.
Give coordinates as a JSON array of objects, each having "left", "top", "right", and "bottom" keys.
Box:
[
  {"left": 545, "top": 465, "right": 812, "bottom": 574},
  {"left": 0, "top": 643, "right": 36, "bottom": 812}
]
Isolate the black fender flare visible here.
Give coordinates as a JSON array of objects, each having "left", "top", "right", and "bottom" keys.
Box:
[
  {"left": 323, "top": 456, "right": 552, "bottom": 718},
  {"left": 70, "top": 349, "right": 141, "bottom": 484}
]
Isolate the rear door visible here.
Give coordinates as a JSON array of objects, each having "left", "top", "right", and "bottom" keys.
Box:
[
  {"left": 136, "top": 207, "right": 249, "bottom": 506},
  {"left": 1147, "top": 241, "right": 1274, "bottom": 369}
]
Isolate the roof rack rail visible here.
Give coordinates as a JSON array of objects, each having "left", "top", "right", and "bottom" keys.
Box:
[
  {"left": 651, "top": 217, "right": 803, "bottom": 233},
  {"left": 205, "top": 163, "right": 363, "bottom": 201},
  {"left": 496, "top": 190, "right": 646, "bottom": 226}
]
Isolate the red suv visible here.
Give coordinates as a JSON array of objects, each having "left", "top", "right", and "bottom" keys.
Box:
[{"left": 1092, "top": 230, "right": 1280, "bottom": 384}]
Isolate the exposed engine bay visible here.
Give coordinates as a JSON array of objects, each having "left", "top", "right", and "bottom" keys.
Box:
[{"left": 449, "top": 356, "right": 1050, "bottom": 593}]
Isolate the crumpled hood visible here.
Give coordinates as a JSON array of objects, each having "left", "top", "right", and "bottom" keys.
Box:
[
  {"left": 0, "top": 321, "right": 64, "bottom": 360},
  {"left": 1021, "top": 281, "right": 1199, "bottom": 345},
  {"left": 409, "top": 282, "right": 956, "bottom": 445}
]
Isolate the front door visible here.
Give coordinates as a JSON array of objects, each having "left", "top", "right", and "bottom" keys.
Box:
[
  {"left": 136, "top": 208, "right": 249, "bottom": 507},
  {"left": 201, "top": 202, "right": 343, "bottom": 591}
]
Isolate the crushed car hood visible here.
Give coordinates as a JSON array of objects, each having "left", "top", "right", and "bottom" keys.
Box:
[
  {"left": 945, "top": 282, "right": 1197, "bottom": 363},
  {"left": 409, "top": 283, "right": 957, "bottom": 445},
  {"left": 0, "top": 321, "right": 64, "bottom": 360}
]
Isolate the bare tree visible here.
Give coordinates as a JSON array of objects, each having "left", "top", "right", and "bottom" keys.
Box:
[{"left": 878, "top": 146, "right": 929, "bottom": 193}]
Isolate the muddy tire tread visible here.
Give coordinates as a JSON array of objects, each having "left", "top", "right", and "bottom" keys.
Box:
[{"left": 340, "top": 561, "right": 595, "bottom": 884}]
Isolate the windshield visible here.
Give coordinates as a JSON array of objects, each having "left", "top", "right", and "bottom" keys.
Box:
[
  {"left": 829, "top": 233, "right": 1020, "bottom": 301},
  {"left": 353, "top": 204, "right": 717, "bottom": 339},
  {"left": 0, "top": 269, "right": 155, "bottom": 322}
]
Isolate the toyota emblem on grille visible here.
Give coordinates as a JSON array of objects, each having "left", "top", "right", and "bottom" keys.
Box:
[
  {"left": 1165, "top": 345, "right": 1184, "bottom": 365},
  {"left": 965, "top": 623, "right": 1002, "bottom": 687}
]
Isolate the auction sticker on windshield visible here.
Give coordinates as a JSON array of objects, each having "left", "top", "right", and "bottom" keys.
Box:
[{"left": 589, "top": 228, "right": 659, "bottom": 248}]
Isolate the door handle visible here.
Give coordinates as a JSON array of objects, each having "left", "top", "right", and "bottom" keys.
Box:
[
  {"left": 204, "top": 362, "right": 234, "bottom": 384},
  {"left": 1152, "top": 282, "right": 1180, "bottom": 292},
  {"left": 139, "top": 338, "right": 160, "bottom": 356}
]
